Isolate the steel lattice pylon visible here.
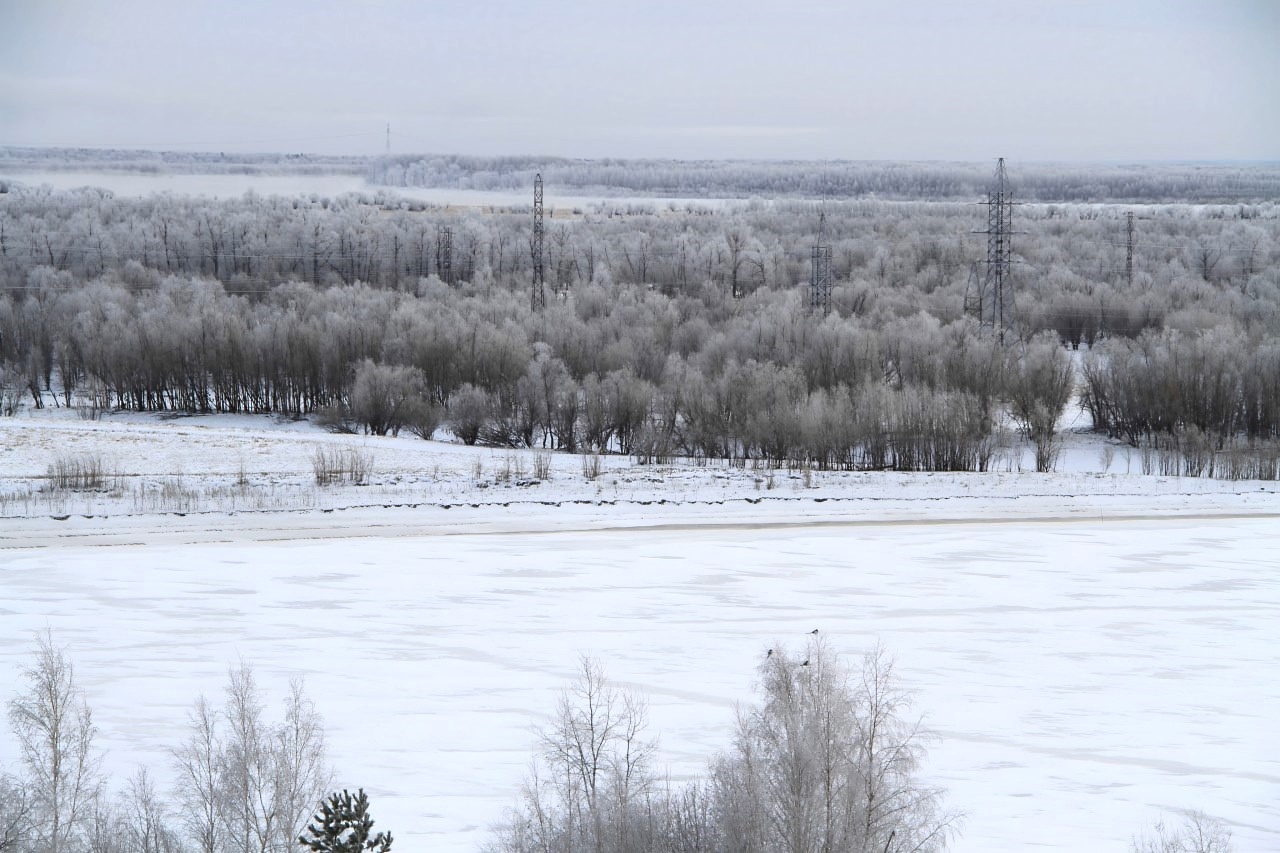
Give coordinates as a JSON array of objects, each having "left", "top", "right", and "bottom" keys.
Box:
[
  {"left": 809, "top": 245, "right": 832, "bottom": 315},
  {"left": 809, "top": 208, "right": 832, "bottom": 315},
  {"left": 438, "top": 225, "right": 453, "bottom": 285},
  {"left": 531, "top": 173, "right": 545, "bottom": 312},
  {"left": 1125, "top": 210, "right": 1135, "bottom": 289},
  {"left": 965, "top": 158, "right": 1018, "bottom": 343}
]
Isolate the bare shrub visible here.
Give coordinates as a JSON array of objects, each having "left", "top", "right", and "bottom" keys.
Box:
[
  {"left": 1218, "top": 440, "right": 1280, "bottom": 481},
  {"left": 533, "top": 452, "right": 552, "bottom": 480},
  {"left": 631, "top": 425, "right": 675, "bottom": 466},
  {"left": 581, "top": 452, "right": 602, "bottom": 481},
  {"left": 74, "top": 400, "right": 103, "bottom": 422},
  {"left": 1176, "top": 427, "right": 1214, "bottom": 478},
  {"left": 348, "top": 359, "right": 427, "bottom": 437},
  {"left": 314, "top": 404, "right": 358, "bottom": 435},
  {"left": 449, "top": 383, "right": 493, "bottom": 447},
  {"left": 311, "top": 447, "right": 373, "bottom": 486},
  {"left": 46, "top": 453, "right": 110, "bottom": 491},
  {"left": 404, "top": 396, "right": 442, "bottom": 440}
]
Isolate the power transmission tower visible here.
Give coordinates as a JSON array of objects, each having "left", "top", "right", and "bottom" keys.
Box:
[
  {"left": 809, "top": 208, "right": 832, "bottom": 315},
  {"left": 965, "top": 157, "right": 1019, "bottom": 344},
  {"left": 531, "top": 173, "right": 546, "bottom": 312},
  {"left": 386, "top": 123, "right": 390, "bottom": 154},
  {"left": 1125, "top": 210, "right": 1135, "bottom": 288},
  {"left": 437, "top": 225, "right": 453, "bottom": 285},
  {"left": 962, "top": 261, "right": 983, "bottom": 319}
]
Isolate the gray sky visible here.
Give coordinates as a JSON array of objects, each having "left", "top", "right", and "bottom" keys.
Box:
[{"left": 2, "top": 0, "right": 1277, "bottom": 161}]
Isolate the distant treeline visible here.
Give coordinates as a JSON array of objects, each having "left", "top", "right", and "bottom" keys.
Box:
[
  {"left": 0, "top": 146, "right": 367, "bottom": 176},
  {"left": 371, "top": 155, "right": 1280, "bottom": 204},
  {"left": 4, "top": 147, "right": 1280, "bottom": 203}
]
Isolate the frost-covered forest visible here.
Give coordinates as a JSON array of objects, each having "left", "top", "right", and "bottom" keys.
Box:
[
  {"left": 370, "top": 155, "right": 1280, "bottom": 203},
  {"left": 2, "top": 168, "right": 1280, "bottom": 475}
]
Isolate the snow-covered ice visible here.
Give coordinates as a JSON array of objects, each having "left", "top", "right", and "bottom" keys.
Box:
[{"left": 0, "top": 170, "right": 728, "bottom": 211}]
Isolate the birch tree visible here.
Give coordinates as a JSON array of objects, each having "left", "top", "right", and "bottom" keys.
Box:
[{"left": 6, "top": 631, "right": 103, "bottom": 853}]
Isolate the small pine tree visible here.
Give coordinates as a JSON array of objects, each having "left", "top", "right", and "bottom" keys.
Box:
[{"left": 298, "top": 788, "right": 393, "bottom": 853}]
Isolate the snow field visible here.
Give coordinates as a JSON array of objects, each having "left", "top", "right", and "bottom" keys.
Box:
[{"left": 3, "top": 408, "right": 1278, "bottom": 525}]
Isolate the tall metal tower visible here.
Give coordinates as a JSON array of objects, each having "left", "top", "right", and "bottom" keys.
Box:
[
  {"left": 809, "top": 209, "right": 833, "bottom": 315},
  {"left": 531, "top": 173, "right": 546, "bottom": 312},
  {"left": 1125, "top": 210, "right": 1135, "bottom": 288},
  {"left": 965, "top": 158, "right": 1018, "bottom": 343},
  {"left": 386, "top": 123, "right": 391, "bottom": 154},
  {"left": 438, "top": 225, "right": 454, "bottom": 285}
]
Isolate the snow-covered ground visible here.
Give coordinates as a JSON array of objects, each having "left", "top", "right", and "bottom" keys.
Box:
[{"left": 1, "top": 409, "right": 1278, "bottom": 852}]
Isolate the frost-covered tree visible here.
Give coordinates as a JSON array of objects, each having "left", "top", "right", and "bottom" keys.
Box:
[
  {"left": 1006, "top": 332, "right": 1075, "bottom": 472},
  {"left": 6, "top": 631, "right": 103, "bottom": 853},
  {"left": 1131, "top": 810, "right": 1233, "bottom": 853},
  {"left": 169, "top": 664, "right": 331, "bottom": 853},
  {"left": 488, "top": 656, "right": 659, "bottom": 853},
  {"left": 712, "top": 641, "right": 960, "bottom": 853}
]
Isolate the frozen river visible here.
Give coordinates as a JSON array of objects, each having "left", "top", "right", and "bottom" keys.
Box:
[
  {"left": 0, "top": 170, "right": 727, "bottom": 210},
  {"left": 1, "top": 513, "right": 1276, "bottom": 851}
]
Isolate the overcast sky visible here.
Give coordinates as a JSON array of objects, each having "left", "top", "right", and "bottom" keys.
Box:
[{"left": 1, "top": 0, "right": 1277, "bottom": 161}]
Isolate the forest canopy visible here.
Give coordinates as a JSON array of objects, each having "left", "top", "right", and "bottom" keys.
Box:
[{"left": 2, "top": 171, "right": 1278, "bottom": 473}]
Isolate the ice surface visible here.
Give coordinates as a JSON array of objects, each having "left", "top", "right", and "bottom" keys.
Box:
[
  {"left": 1, "top": 513, "right": 1276, "bottom": 852},
  {"left": 0, "top": 170, "right": 727, "bottom": 211}
]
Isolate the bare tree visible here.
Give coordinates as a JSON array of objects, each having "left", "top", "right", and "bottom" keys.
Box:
[
  {"left": 211, "top": 664, "right": 331, "bottom": 853},
  {"left": 6, "top": 630, "right": 103, "bottom": 853},
  {"left": 171, "top": 696, "right": 223, "bottom": 853},
  {"left": 272, "top": 680, "right": 332, "bottom": 851},
  {"left": 1131, "top": 810, "right": 1233, "bottom": 853},
  {"left": 489, "top": 656, "right": 658, "bottom": 853},
  {"left": 83, "top": 792, "right": 124, "bottom": 853},
  {"left": 118, "top": 768, "right": 183, "bottom": 853},
  {"left": 715, "top": 640, "right": 960, "bottom": 853}
]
